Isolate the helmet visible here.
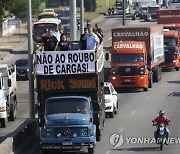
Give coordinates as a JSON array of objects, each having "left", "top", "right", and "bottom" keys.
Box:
[{"left": 159, "top": 110, "right": 165, "bottom": 117}]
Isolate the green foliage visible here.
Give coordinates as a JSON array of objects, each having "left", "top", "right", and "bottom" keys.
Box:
[{"left": 0, "top": 0, "right": 47, "bottom": 22}]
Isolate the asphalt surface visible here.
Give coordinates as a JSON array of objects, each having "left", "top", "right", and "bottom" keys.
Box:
[{"left": 1, "top": 13, "right": 180, "bottom": 154}]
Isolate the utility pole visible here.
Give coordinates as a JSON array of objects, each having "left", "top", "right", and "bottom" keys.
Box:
[
  {"left": 70, "top": 0, "right": 77, "bottom": 40},
  {"left": 80, "top": 0, "right": 84, "bottom": 35},
  {"left": 27, "top": 0, "right": 35, "bottom": 118},
  {"left": 122, "top": 0, "right": 126, "bottom": 26}
]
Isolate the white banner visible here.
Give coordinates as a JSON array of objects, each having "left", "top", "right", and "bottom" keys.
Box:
[
  {"left": 152, "top": 34, "right": 164, "bottom": 60},
  {"left": 36, "top": 50, "right": 95, "bottom": 75}
]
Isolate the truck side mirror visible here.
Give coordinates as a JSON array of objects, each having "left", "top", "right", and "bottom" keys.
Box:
[
  {"left": 105, "top": 53, "right": 109, "bottom": 61},
  {"left": 8, "top": 79, "right": 11, "bottom": 87}
]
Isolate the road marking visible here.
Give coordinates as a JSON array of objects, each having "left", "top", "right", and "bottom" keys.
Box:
[
  {"left": 174, "top": 74, "right": 177, "bottom": 78},
  {"left": 145, "top": 96, "right": 150, "bottom": 100},
  {"left": 159, "top": 84, "right": 163, "bottom": 88},
  {"left": 119, "top": 127, "right": 124, "bottom": 133},
  {"left": 131, "top": 109, "right": 136, "bottom": 115}
]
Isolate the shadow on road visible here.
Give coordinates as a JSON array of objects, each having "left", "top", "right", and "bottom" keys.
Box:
[
  {"left": 167, "top": 92, "right": 180, "bottom": 97},
  {"left": 110, "top": 146, "right": 159, "bottom": 152},
  {"left": 10, "top": 50, "right": 28, "bottom": 54}
]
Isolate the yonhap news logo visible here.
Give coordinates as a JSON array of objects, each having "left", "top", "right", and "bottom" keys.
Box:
[{"left": 109, "top": 132, "right": 180, "bottom": 149}]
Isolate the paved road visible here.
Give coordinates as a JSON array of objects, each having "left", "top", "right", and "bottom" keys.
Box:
[{"left": 19, "top": 15, "right": 180, "bottom": 154}]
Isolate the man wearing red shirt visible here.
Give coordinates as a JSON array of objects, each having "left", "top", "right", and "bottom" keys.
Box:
[{"left": 153, "top": 110, "right": 171, "bottom": 144}]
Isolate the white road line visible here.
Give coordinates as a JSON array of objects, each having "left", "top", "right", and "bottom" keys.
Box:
[
  {"left": 119, "top": 127, "right": 124, "bottom": 133},
  {"left": 131, "top": 109, "right": 136, "bottom": 115},
  {"left": 159, "top": 84, "right": 163, "bottom": 88},
  {"left": 145, "top": 96, "right": 150, "bottom": 100}
]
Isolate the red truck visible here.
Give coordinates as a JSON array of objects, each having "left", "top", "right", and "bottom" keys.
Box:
[
  {"left": 107, "top": 25, "right": 164, "bottom": 91},
  {"left": 157, "top": 9, "right": 180, "bottom": 70}
]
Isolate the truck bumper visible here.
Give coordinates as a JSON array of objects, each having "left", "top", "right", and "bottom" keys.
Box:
[
  {"left": 40, "top": 136, "right": 95, "bottom": 150},
  {"left": 110, "top": 75, "right": 148, "bottom": 88},
  {"left": 0, "top": 111, "right": 7, "bottom": 119},
  {"left": 162, "top": 62, "right": 180, "bottom": 68}
]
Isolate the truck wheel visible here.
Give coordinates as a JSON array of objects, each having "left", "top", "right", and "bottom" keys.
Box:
[
  {"left": 9, "top": 99, "right": 17, "bottom": 121},
  {"left": 42, "top": 149, "right": 49, "bottom": 154},
  {"left": 88, "top": 145, "right": 95, "bottom": 153},
  {"left": 148, "top": 73, "right": 153, "bottom": 88},
  {"left": 109, "top": 112, "right": 114, "bottom": 118},
  {"left": 143, "top": 87, "right": 148, "bottom": 91},
  {"left": 96, "top": 129, "right": 101, "bottom": 141},
  {"left": 132, "top": 14, "right": 136, "bottom": 20},
  {"left": 175, "top": 67, "right": 179, "bottom": 71},
  {"left": 0, "top": 118, "right": 6, "bottom": 128}
]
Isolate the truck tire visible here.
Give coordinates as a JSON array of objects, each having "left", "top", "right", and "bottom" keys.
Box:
[
  {"left": 148, "top": 73, "right": 153, "bottom": 88},
  {"left": 175, "top": 67, "right": 179, "bottom": 71},
  {"left": 42, "top": 149, "right": 49, "bottom": 154},
  {"left": 96, "top": 129, "right": 101, "bottom": 141},
  {"left": 153, "top": 66, "right": 162, "bottom": 82},
  {"left": 132, "top": 14, "right": 136, "bottom": 20},
  {"left": 9, "top": 99, "right": 17, "bottom": 121},
  {"left": 109, "top": 112, "right": 114, "bottom": 118},
  {"left": 88, "top": 147, "right": 95, "bottom": 153},
  {"left": 143, "top": 87, "right": 148, "bottom": 91},
  {"left": 0, "top": 118, "right": 6, "bottom": 128},
  {"left": 114, "top": 101, "right": 118, "bottom": 114}
]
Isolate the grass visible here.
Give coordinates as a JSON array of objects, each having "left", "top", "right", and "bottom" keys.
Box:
[{"left": 81, "top": 0, "right": 116, "bottom": 21}]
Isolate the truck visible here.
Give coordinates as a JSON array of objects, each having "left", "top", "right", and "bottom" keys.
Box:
[
  {"left": 35, "top": 45, "right": 105, "bottom": 153},
  {"left": 116, "top": 0, "right": 130, "bottom": 14},
  {"left": 107, "top": 25, "right": 164, "bottom": 91},
  {"left": 157, "top": 9, "right": 180, "bottom": 70},
  {"left": 0, "top": 64, "right": 17, "bottom": 128},
  {"left": 132, "top": 0, "right": 156, "bottom": 20}
]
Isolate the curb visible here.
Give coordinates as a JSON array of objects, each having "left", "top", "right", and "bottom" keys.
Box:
[{"left": 0, "top": 119, "right": 39, "bottom": 154}]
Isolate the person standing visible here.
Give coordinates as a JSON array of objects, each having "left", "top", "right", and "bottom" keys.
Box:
[
  {"left": 43, "top": 30, "right": 59, "bottom": 51},
  {"left": 59, "top": 34, "right": 69, "bottom": 51},
  {"left": 86, "top": 27, "right": 100, "bottom": 50},
  {"left": 80, "top": 27, "right": 88, "bottom": 50}
]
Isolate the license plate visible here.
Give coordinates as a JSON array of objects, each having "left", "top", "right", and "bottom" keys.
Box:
[
  {"left": 63, "top": 141, "right": 72, "bottom": 145},
  {"left": 124, "top": 79, "right": 131, "bottom": 82}
]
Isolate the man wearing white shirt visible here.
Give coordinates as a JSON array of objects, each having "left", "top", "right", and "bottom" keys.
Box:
[
  {"left": 86, "top": 27, "right": 100, "bottom": 50},
  {"left": 53, "top": 26, "right": 61, "bottom": 42}
]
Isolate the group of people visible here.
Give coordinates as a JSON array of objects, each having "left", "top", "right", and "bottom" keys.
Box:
[
  {"left": 41, "top": 23, "right": 104, "bottom": 52},
  {"left": 80, "top": 24, "right": 104, "bottom": 51},
  {"left": 41, "top": 26, "right": 69, "bottom": 51}
]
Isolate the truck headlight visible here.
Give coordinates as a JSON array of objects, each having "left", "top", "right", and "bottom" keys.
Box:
[
  {"left": 82, "top": 127, "right": 88, "bottom": 135},
  {"left": 139, "top": 66, "right": 146, "bottom": 75},
  {"left": 173, "top": 60, "right": 178, "bottom": 63},
  {"left": 46, "top": 128, "right": 52, "bottom": 136}
]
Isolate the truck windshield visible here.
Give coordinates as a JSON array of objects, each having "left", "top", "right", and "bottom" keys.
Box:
[
  {"left": 112, "top": 54, "right": 144, "bottom": 62},
  {"left": 46, "top": 98, "right": 90, "bottom": 115},
  {"left": 164, "top": 37, "right": 177, "bottom": 48},
  {"left": 148, "top": 7, "right": 159, "bottom": 13}
]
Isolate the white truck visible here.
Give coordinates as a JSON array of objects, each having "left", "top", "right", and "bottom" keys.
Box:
[
  {"left": 0, "top": 64, "right": 17, "bottom": 128},
  {"left": 132, "top": 0, "right": 156, "bottom": 20}
]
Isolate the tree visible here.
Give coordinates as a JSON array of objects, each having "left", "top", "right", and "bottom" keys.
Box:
[{"left": 84, "top": 0, "right": 97, "bottom": 12}]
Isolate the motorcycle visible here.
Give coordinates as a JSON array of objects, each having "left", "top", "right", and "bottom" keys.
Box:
[{"left": 153, "top": 122, "right": 167, "bottom": 151}]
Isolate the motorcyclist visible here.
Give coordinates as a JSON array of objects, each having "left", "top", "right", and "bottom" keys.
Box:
[{"left": 153, "top": 110, "right": 171, "bottom": 144}]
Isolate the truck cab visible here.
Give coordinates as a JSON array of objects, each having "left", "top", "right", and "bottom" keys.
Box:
[
  {"left": 40, "top": 96, "right": 96, "bottom": 153},
  {"left": 109, "top": 41, "right": 150, "bottom": 91},
  {"left": 0, "top": 64, "right": 17, "bottom": 127},
  {"left": 163, "top": 29, "right": 180, "bottom": 71}
]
